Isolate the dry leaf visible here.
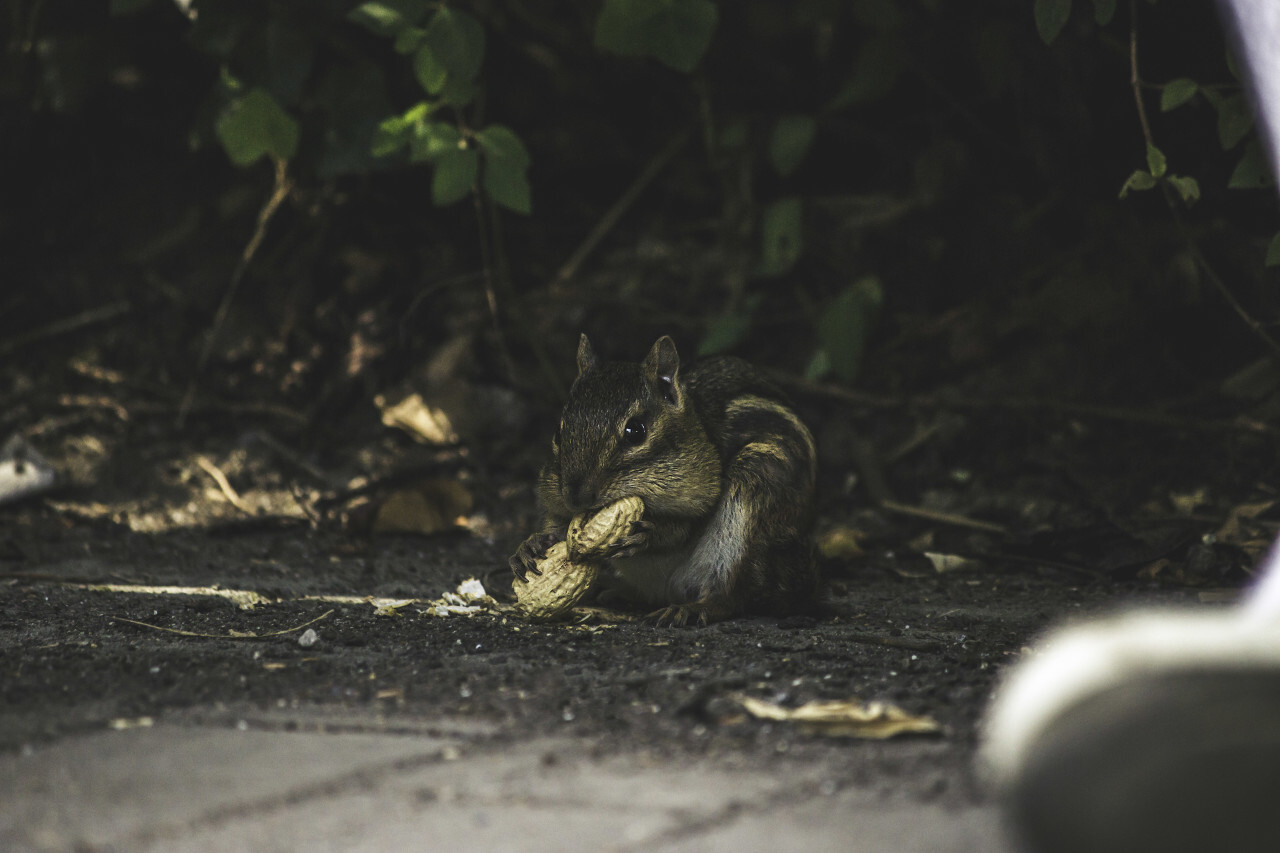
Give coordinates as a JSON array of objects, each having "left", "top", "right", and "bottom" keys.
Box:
[
  {"left": 732, "top": 694, "right": 940, "bottom": 739},
  {"left": 377, "top": 392, "right": 459, "bottom": 445},
  {"left": 1169, "top": 488, "right": 1209, "bottom": 516},
  {"left": 373, "top": 599, "right": 416, "bottom": 617},
  {"left": 1138, "top": 557, "right": 1173, "bottom": 580},
  {"left": 817, "top": 526, "right": 866, "bottom": 559},
  {"left": 906, "top": 530, "right": 935, "bottom": 551},
  {"left": 1215, "top": 499, "right": 1275, "bottom": 545},
  {"left": 923, "top": 552, "right": 981, "bottom": 573}
]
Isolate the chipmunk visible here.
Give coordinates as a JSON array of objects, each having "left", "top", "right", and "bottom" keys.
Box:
[{"left": 510, "top": 334, "right": 818, "bottom": 626}]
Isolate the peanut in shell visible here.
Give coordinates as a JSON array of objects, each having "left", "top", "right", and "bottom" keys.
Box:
[
  {"left": 567, "top": 495, "right": 645, "bottom": 561},
  {"left": 512, "top": 496, "right": 645, "bottom": 620}
]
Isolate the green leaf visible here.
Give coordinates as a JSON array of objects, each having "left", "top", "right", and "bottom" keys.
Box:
[
  {"left": 483, "top": 159, "right": 532, "bottom": 214},
  {"left": 594, "top": 0, "right": 718, "bottom": 73},
  {"left": 110, "top": 0, "right": 154, "bottom": 15},
  {"left": 1131, "top": 170, "right": 1156, "bottom": 191},
  {"left": 1226, "top": 49, "right": 1241, "bottom": 82},
  {"left": 1266, "top": 232, "right": 1280, "bottom": 268},
  {"left": 372, "top": 103, "right": 431, "bottom": 157},
  {"left": 372, "top": 119, "right": 411, "bottom": 157},
  {"left": 1118, "top": 170, "right": 1157, "bottom": 198},
  {"left": 1146, "top": 143, "right": 1167, "bottom": 178},
  {"left": 476, "top": 125, "right": 531, "bottom": 169},
  {"left": 1160, "top": 78, "right": 1198, "bottom": 111},
  {"left": 818, "top": 277, "right": 884, "bottom": 384},
  {"left": 409, "top": 121, "right": 462, "bottom": 163},
  {"left": 1034, "top": 0, "right": 1071, "bottom": 45},
  {"left": 769, "top": 116, "right": 817, "bottom": 177},
  {"left": 644, "top": 0, "right": 718, "bottom": 73},
  {"left": 758, "top": 197, "right": 803, "bottom": 277},
  {"left": 215, "top": 88, "right": 299, "bottom": 167},
  {"left": 1216, "top": 94, "right": 1255, "bottom": 150},
  {"left": 432, "top": 147, "right": 478, "bottom": 206},
  {"left": 1091, "top": 0, "right": 1116, "bottom": 25},
  {"left": 1228, "top": 141, "right": 1274, "bottom": 189},
  {"left": 424, "top": 7, "right": 486, "bottom": 82},
  {"left": 394, "top": 26, "right": 427, "bottom": 55},
  {"left": 593, "top": 0, "right": 643, "bottom": 56},
  {"left": 347, "top": 0, "right": 430, "bottom": 36},
  {"left": 413, "top": 45, "right": 447, "bottom": 94},
  {"left": 1166, "top": 175, "right": 1201, "bottom": 205},
  {"left": 437, "top": 76, "right": 479, "bottom": 108},
  {"left": 478, "top": 126, "right": 532, "bottom": 214},
  {"left": 803, "top": 348, "right": 831, "bottom": 381}
]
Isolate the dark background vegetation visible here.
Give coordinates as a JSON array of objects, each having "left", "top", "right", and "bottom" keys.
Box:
[{"left": 3, "top": 0, "right": 1279, "bottom": 536}]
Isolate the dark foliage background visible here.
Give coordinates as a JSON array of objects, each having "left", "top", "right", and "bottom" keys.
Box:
[{"left": 3, "top": 0, "right": 1279, "bottom": 447}]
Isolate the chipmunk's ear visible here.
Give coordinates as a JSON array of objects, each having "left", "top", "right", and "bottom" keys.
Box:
[
  {"left": 642, "top": 335, "right": 682, "bottom": 406},
  {"left": 576, "top": 334, "right": 598, "bottom": 377}
]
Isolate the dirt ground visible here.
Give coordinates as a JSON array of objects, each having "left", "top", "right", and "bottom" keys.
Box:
[{"left": 1, "top": 392, "right": 1257, "bottom": 811}]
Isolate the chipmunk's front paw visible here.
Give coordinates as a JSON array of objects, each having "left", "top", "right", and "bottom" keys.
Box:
[
  {"left": 509, "top": 531, "right": 563, "bottom": 581},
  {"left": 600, "top": 519, "right": 654, "bottom": 560}
]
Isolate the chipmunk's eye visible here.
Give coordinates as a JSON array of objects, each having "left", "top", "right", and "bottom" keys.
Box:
[{"left": 622, "top": 416, "right": 648, "bottom": 446}]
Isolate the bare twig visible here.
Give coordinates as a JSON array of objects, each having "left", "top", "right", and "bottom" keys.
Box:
[
  {"left": 0, "top": 301, "right": 132, "bottom": 360},
  {"left": 1167, "top": 205, "right": 1280, "bottom": 360},
  {"left": 195, "top": 455, "right": 252, "bottom": 513},
  {"left": 56, "top": 394, "right": 130, "bottom": 422},
  {"left": 112, "top": 609, "right": 333, "bottom": 640},
  {"left": 1127, "top": 3, "right": 1155, "bottom": 152},
  {"left": 178, "top": 157, "right": 294, "bottom": 428},
  {"left": 879, "top": 499, "right": 1009, "bottom": 537}
]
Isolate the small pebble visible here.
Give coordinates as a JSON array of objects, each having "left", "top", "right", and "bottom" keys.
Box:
[{"left": 298, "top": 628, "right": 318, "bottom": 648}]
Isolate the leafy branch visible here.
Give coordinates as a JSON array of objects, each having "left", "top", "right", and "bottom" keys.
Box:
[{"left": 1122, "top": 0, "right": 1280, "bottom": 359}]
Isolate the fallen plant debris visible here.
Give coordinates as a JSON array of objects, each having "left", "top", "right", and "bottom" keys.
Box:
[
  {"left": 112, "top": 609, "right": 334, "bottom": 640},
  {"left": 78, "top": 584, "right": 273, "bottom": 611},
  {"left": 730, "top": 694, "right": 941, "bottom": 739}
]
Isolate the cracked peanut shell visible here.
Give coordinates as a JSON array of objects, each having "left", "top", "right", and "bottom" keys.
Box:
[
  {"left": 567, "top": 495, "right": 645, "bottom": 561},
  {"left": 513, "top": 496, "right": 645, "bottom": 620}
]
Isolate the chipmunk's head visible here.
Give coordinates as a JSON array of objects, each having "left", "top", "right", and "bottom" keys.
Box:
[{"left": 551, "top": 334, "right": 717, "bottom": 515}]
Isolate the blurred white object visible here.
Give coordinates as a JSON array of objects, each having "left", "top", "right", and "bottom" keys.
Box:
[
  {"left": 1217, "top": 0, "right": 1280, "bottom": 180},
  {"left": 0, "top": 434, "right": 56, "bottom": 506},
  {"left": 983, "top": 4, "right": 1280, "bottom": 847}
]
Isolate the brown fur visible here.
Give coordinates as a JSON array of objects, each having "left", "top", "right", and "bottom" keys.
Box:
[{"left": 510, "top": 335, "right": 817, "bottom": 626}]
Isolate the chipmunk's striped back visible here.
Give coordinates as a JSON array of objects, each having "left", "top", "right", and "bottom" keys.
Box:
[{"left": 511, "top": 336, "right": 818, "bottom": 626}]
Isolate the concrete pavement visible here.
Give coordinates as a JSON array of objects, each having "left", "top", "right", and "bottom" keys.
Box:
[{"left": 0, "top": 712, "right": 1013, "bottom": 852}]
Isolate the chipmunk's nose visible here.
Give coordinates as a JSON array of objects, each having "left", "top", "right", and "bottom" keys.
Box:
[{"left": 563, "top": 473, "right": 597, "bottom": 513}]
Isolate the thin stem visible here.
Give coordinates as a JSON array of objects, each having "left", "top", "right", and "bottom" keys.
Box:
[
  {"left": 179, "top": 157, "right": 293, "bottom": 428},
  {"left": 1128, "top": 0, "right": 1155, "bottom": 151},
  {"left": 1127, "top": 0, "right": 1280, "bottom": 360}
]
